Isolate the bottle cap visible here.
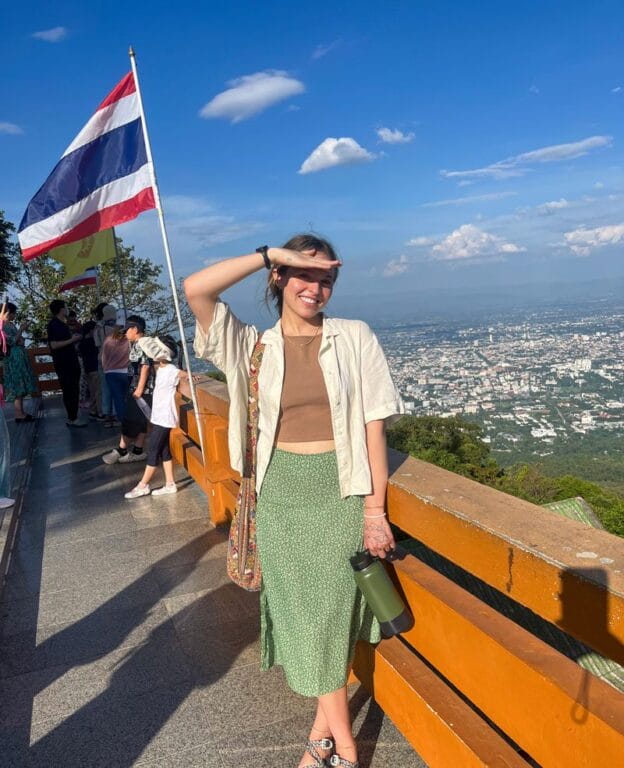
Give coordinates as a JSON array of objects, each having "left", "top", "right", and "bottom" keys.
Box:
[{"left": 350, "top": 549, "right": 375, "bottom": 571}]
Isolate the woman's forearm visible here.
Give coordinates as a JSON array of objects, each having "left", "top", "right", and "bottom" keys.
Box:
[
  {"left": 364, "top": 420, "right": 389, "bottom": 510},
  {"left": 184, "top": 251, "right": 266, "bottom": 333}
]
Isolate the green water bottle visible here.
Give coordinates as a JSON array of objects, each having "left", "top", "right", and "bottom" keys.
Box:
[{"left": 351, "top": 549, "right": 414, "bottom": 637}]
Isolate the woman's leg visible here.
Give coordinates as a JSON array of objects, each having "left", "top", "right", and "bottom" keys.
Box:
[
  {"left": 319, "top": 686, "right": 357, "bottom": 762},
  {"left": 137, "top": 464, "right": 158, "bottom": 487},
  {"left": 162, "top": 459, "right": 175, "bottom": 485},
  {"left": 14, "top": 396, "right": 25, "bottom": 419},
  {"left": 299, "top": 700, "right": 333, "bottom": 768}
]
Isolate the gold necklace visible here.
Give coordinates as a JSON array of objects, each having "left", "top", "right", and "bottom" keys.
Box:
[{"left": 282, "top": 322, "right": 322, "bottom": 348}]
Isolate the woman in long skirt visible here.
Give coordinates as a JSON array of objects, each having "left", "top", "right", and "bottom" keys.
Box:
[
  {"left": 2, "top": 303, "right": 38, "bottom": 422},
  {"left": 185, "top": 234, "right": 403, "bottom": 768}
]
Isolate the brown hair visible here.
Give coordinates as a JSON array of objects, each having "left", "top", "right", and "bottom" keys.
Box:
[{"left": 265, "top": 233, "right": 340, "bottom": 316}]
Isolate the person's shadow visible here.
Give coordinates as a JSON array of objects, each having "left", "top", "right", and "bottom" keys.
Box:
[
  {"left": 557, "top": 567, "right": 624, "bottom": 724},
  {"left": 3, "top": 531, "right": 260, "bottom": 767}
]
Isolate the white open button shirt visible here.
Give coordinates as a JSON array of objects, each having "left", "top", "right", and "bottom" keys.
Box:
[{"left": 194, "top": 301, "right": 405, "bottom": 498}]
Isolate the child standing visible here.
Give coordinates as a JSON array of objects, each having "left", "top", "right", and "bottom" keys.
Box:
[{"left": 124, "top": 337, "right": 188, "bottom": 499}]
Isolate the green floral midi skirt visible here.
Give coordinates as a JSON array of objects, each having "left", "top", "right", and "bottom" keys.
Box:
[{"left": 256, "top": 449, "right": 380, "bottom": 697}]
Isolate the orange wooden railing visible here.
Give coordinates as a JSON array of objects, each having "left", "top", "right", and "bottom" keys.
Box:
[{"left": 172, "top": 377, "right": 624, "bottom": 768}]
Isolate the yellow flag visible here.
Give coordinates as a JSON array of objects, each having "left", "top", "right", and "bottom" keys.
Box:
[{"left": 49, "top": 229, "right": 115, "bottom": 279}]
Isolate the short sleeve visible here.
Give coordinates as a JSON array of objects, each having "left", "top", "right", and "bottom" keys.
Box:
[
  {"left": 47, "top": 319, "right": 69, "bottom": 343},
  {"left": 359, "top": 323, "right": 405, "bottom": 424},
  {"left": 193, "top": 300, "right": 258, "bottom": 373}
]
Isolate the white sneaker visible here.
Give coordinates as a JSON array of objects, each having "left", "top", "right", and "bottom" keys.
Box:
[
  {"left": 0, "top": 497, "right": 15, "bottom": 509},
  {"left": 118, "top": 451, "right": 147, "bottom": 463},
  {"left": 124, "top": 484, "right": 150, "bottom": 499},
  {"left": 151, "top": 484, "right": 177, "bottom": 496},
  {"left": 66, "top": 418, "right": 87, "bottom": 428},
  {"left": 102, "top": 448, "right": 123, "bottom": 464}
]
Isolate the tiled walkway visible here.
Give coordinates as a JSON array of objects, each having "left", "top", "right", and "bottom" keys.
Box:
[{"left": 0, "top": 398, "right": 426, "bottom": 768}]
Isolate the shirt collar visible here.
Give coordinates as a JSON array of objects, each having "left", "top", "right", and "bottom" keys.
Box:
[{"left": 262, "top": 314, "right": 340, "bottom": 345}]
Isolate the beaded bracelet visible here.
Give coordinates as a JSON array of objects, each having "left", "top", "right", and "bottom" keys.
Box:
[{"left": 364, "top": 512, "right": 386, "bottom": 519}]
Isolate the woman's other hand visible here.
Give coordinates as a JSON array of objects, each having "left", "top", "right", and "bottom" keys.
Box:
[
  {"left": 268, "top": 247, "right": 341, "bottom": 271},
  {"left": 363, "top": 516, "right": 396, "bottom": 559}
]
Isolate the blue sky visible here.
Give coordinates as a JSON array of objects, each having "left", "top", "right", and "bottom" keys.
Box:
[{"left": 2, "top": 1, "right": 623, "bottom": 321}]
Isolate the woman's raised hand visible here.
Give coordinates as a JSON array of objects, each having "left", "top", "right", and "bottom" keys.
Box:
[{"left": 268, "top": 247, "right": 342, "bottom": 271}]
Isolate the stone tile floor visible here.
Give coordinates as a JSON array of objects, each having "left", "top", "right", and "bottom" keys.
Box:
[{"left": 0, "top": 398, "right": 427, "bottom": 767}]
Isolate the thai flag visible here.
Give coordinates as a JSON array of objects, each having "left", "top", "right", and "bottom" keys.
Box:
[
  {"left": 18, "top": 73, "right": 155, "bottom": 261},
  {"left": 59, "top": 267, "right": 98, "bottom": 292}
]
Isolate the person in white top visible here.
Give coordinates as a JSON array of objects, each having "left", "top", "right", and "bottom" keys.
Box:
[
  {"left": 124, "top": 337, "right": 189, "bottom": 499},
  {"left": 185, "top": 234, "right": 404, "bottom": 768}
]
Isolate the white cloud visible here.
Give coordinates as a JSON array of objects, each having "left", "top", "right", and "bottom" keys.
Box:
[
  {"left": 529, "top": 85, "right": 540, "bottom": 94},
  {"left": 563, "top": 223, "right": 624, "bottom": 256},
  {"left": 538, "top": 198, "right": 570, "bottom": 213},
  {"left": 32, "top": 26, "right": 67, "bottom": 42},
  {"left": 612, "top": 86, "right": 622, "bottom": 94},
  {"left": 421, "top": 191, "right": 516, "bottom": 208},
  {"left": 594, "top": 181, "right": 605, "bottom": 189},
  {"left": 376, "top": 127, "right": 415, "bottom": 144},
  {"left": 383, "top": 254, "right": 410, "bottom": 277},
  {"left": 0, "top": 122, "right": 23, "bottom": 135},
  {"left": 406, "top": 236, "right": 436, "bottom": 247},
  {"left": 312, "top": 40, "right": 341, "bottom": 59},
  {"left": 441, "top": 135, "right": 613, "bottom": 181},
  {"left": 199, "top": 71, "right": 305, "bottom": 123},
  {"left": 431, "top": 224, "right": 524, "bottom": 263},
  {"left": 298, "top": 137, "right": 376, "bottom": 174}
]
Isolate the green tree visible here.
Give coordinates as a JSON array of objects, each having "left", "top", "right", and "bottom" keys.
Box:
[
  {"left": 0, "top": 211, "right": 19, "bottom": 296},
  {"left": 388, "top": 415, "right": 501, "bottom": 484},
  {"left": 10, "top": 236, "right": 191, "bottom": 342}
]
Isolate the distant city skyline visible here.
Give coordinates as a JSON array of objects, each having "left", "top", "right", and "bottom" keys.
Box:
[{"left": 2, "top": 1, "right": 623, "bottom": 309}]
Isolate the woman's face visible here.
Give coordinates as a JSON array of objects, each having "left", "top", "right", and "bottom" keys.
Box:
[{"left": 279, "top": 253, "right": 335, "bottom": 320}]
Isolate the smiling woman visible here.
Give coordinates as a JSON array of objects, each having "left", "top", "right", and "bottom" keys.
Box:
[{"left": 184, "top": 233, "right": 404, "bottom": 768}]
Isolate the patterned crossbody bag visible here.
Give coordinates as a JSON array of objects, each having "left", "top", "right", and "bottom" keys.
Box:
[{"left": 226, "top": 336, "right": 265, "bottom": 591}]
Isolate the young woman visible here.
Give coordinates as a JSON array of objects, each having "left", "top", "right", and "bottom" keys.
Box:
[
  {"left": 2, "top": 303, "right": 38, "bottom": 422},
  {"left": 101, "top": 325, "right": 130, "bottom": 426},
  {"left": 124, "top": 337, "right": 190, "bottom": 499},
  {"left": 185, "top": 234, "right": 403, "bottom": 768}
]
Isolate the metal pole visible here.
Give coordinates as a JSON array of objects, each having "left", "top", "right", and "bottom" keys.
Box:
[
  {"left": 112, "top": 227, "right": 128, "bottom": 320},
  {"left": 95, "top": 265, "right": 102, "bottom": 304},
  {"left": 128, "top": 47, "right": 206, "bottom": 462}
]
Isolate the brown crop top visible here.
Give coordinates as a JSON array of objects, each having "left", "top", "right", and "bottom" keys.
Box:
[{"left": 275, "top": 334, "right": 334, "bottom": 442}]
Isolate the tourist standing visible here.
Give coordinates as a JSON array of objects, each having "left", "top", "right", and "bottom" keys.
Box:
[
  {"left": 0, "top": 303, "right": 15, "bottom": 509},
  {"left": 79, "top": 321, "right": 102, "bottom": 419},
  {"left": 2, "top": 303, "right": 38, "bottom": 422},
  {"left": 46, "top": 299, "right": 85, "bottom": 427},
  {"left": 101, "top": 326, "right": 130, "bottom": 424},
  {"left": 185, "top": 235, "right": 403, "bottom": 768},
  {"left": 124, "top": 336, "right": 189, "bottom": 498},
  {"left": 102, "top": 315, "right": 153, "bottom": 464}
]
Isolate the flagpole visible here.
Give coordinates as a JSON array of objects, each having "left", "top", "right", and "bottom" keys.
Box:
[
  {"left": 112, "top": 227, "right": 128, "bottom": 320},
  {"left": 128, "top": 47, "right": 206, "bottom": 462},
  {"left": 95, "top": 266, "right": 102, "bottom": 303}
]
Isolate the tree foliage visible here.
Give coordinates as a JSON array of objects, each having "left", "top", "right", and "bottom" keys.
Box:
[
  {"left": 9, "top": 235, "right": 192, "bottom": 342},
  {"left": 388, "top": 415, "right": 501, "bottom": 485},
  {"left": 0, "top": 210, "right": 19, "bottom": 296},
  {"left": 388, "top": 414, "right": 624, "bottom": 537}
]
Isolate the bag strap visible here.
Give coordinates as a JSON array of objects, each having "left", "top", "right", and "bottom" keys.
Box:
[{"left": 243, "top": 335, "right": 265, "bottom": 479}]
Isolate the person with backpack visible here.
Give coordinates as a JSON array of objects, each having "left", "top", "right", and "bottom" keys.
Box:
[{"left": 124, "top": 335, "right": 189, "bottom": 498}]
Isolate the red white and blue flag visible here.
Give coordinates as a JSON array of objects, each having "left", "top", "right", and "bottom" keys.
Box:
[
  {"left": 59, "top": 267, "right": 98, "bottom": 292},
  {"left": 18, "top": 73, "right": 155, "bottom": 261}
]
